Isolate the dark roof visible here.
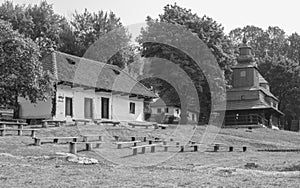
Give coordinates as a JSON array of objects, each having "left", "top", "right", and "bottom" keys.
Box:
[
  {"left": 150, "top": 98, "right": 200, "bottom": 112},
  {"left": 150, "top": 98, "right": 179, "bottom": 107},
  {"left": 214, "top": 99, "right": 283, "bottom": 115},
  {"left": 259, "top": 87, "right": 278, "bottom": 100},
  {"left": 258, "top": 73, "right": 268, "bottom": 84},
  {"left": 226, "top": 100, "right": 269, "bottom": 111},
  {"left": 228, "top": 86, "right": 278, "bottom": 101},
  {"left": 42, "top": 51, "right": 157, "bottom": 98}
]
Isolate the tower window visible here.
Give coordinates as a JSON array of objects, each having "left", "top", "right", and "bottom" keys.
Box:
[{"left": 240, "top": 71, "right": 246, "bottom": 77}]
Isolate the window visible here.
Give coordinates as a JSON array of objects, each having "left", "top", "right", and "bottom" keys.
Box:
[
  {"left": 112, "top": 69, "right": 120, "bottom": 75},
  {"left": 165, "top": 108, "right": 169, "bottom": 113},
  {"left": 241, "top": 95, "right": 245, "bottom": 100},
  {"left": 66, "top": 58, "right": 76, "bottom": 65},
  {"left": 157, "top": 108, "right": 161, "bottom": 113},
  {"left": 84, "top": 98, "right": 93, "bottom": 119},
  {"left": 130, "top": 102, "right": 135, "bottom": 114},
  {"left": 192, "top": 114, "right": 195, "bottom": 121},
  {"left": 240, "top": 71, "right": 246, "bottom": 77},
  {"left": 65, "top": 97, "right": 73, "bottom": 116},
  {"left": 176, "top": 109, "right": 180, "bottom": 114}
]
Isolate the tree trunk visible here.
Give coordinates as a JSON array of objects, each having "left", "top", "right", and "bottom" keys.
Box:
[{"left": 13, "top": 93, "right": 19, "bottom": 119}]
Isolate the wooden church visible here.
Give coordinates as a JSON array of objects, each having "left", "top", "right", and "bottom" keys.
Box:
[{"left": 218, "top": 38, "right": 283, "bottom": 128}]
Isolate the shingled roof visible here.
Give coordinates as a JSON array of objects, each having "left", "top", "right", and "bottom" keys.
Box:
[
  {"left": 223, "top": 100, "right": 273, "bottom": 111},
  {"left": 42, "top": 51, "right": 157, "bottom": 98},
  {"left": 214, "top": 99, "right": 283, "bottom": 115},
  {"left": 150, "top": 98, "right": 179, "bottom": 107},
  {"left": 258, "top": 73, "right": 268, "bottom": 84},
  {"left": 228, "top": 86, "right": 278, "bottom": 101},
  {"left": 150, "top": 98, "right": 200, "bottom": 112}
]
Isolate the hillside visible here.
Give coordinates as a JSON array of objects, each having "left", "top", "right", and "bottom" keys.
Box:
[{"left": 0, "top": 124, "right": 300, "bottom": 187}]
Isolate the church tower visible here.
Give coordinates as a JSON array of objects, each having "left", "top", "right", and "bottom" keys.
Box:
[
  {"left": 232, "top": 37, "right": 259, "bottom": 88},
  {"left": 215, "top": 36, "right": 283, "bottom": 128}
]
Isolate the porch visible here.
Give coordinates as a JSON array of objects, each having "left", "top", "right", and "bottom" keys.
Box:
[{"left": 224, "top": 114, "right": 268, "bottom": 127}]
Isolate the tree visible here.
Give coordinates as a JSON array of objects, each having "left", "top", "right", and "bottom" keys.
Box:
[
  {"left": 56, "top": 21, "right": 79, "bottom": 56},
  {"left": 60, "top": 8, "right": 135, "bottom": 69},
  {"left": 258, "top": 55, "right": 300, "bottom": 128},
  {"left": 287, "top": 32, "right": 300, "bottom": 64},
  {"left": 138, "top": 3, "right": 232, "bottom": 123},
  {"left": 158, "top": 4, "right": 235, "bottom": 79},
  {"left": 229, "top": 26, "right": 289, "bottom": 59},
  {"left": 0, "top": 1, "right": 68, "bottom": 56},
  {"left": 140, "top": 57, "right": 201, "bottom": 124},
  {"left": 229, "top": 25, "right": 267, "bottom": 57},
  {"left": 0, "top": 20, "right": 53, "bottom": 117},
  {"left": 0, "top": 1, "right": 135, "bottom": 68},
  {"left": 229, "top": 25, "right": 300, "bottom": 129},
  {"left": 0, "top": 1, "right": 34, "bottom": 38}
]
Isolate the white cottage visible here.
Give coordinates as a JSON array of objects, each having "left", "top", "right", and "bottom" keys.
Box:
[
  {"left": 150, "top": 98, "right": 198, "bottom": 124},
  {"left": 18, "top": 51, "right": 157, "bottom": 122}
]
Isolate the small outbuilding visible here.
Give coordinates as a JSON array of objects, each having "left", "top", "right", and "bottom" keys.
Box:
[{"left": 150, "top": 98, "right": 198, "bottom": 124}]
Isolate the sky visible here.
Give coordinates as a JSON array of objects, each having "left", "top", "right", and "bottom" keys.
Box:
[{"left": 8, "top": 0, "right": 300, "bottom": 35}]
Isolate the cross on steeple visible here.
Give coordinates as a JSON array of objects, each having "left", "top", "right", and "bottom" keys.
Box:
[{"left": 242, "top": 33, "right": 247, "bottom": 45}]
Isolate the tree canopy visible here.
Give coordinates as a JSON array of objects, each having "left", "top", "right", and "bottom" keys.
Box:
[
  {"left": 0, "top": 0, "right": 299, "bottom": 128},
  {"left": 138, "top": 3, "right": 232, "bottom": 123},
  {"left": 0, "top": 20, "right": 53, "bottom": 114},
  {"left": 0, "top": 1, "right": 67, "bottom": 56},
  {"left": 229, "top": 25, "right": 300, "bottom": 127}
]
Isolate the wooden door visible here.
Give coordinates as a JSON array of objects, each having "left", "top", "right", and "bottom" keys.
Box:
[
  {"left": 84, "top": 98, "right": 93, "bottom": 119},
  {"left": 65, "top": 97, "right": 73, "bottom": 117},
  {"left": 101, "top": 97, "right": 109, "bottom": 119}
]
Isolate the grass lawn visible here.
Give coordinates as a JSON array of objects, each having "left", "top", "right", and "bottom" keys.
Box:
[{"left": 0, "top": 123, "right": 300, "bottom": 187}]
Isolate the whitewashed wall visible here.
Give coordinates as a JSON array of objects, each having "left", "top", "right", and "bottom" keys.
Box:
[
  {"left": 150, "top": 105, "right": 198, "bottom": 123},
  {"left": 18, "top": 97, "right": 52, "bottom": 119},
  {"left": 54, "top": 86, "right": 111, "bottom": 121},
  {"left": 112, "top": 95, "right": 144, "bottom": 121},
  {"left": 19, "top": 85, "right": 146, "bottom": 122},
  {"left": 151, "top": 106, "right": 181, "bottom": 118},
  {"left": 55, "top": 85, "right": 144, "bottom": 122}
]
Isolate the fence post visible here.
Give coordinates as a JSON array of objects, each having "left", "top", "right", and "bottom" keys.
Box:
[
  {"left": 34, "top": 138, "right": 41, "bottom": 146},
  {"left": 180, "top": 146, "right": 184, "bottom": 152},
  {"left": 150, "top": 145, "right": 155, "bottom": 153},
  {"left": 142, "top": 146, "right": 146, "bottom": 154},
  {"left": 193, "top": 145, "right": 198, "bottom": 152},
  {"left": 133, "top": 148, "right": 138, "bottom": 155},
  {"left": 69, "top": 142, "right": 77, "bottom": 154},
  {"left": 214, "top": 145, "right": 219, "bottom": 152}
]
